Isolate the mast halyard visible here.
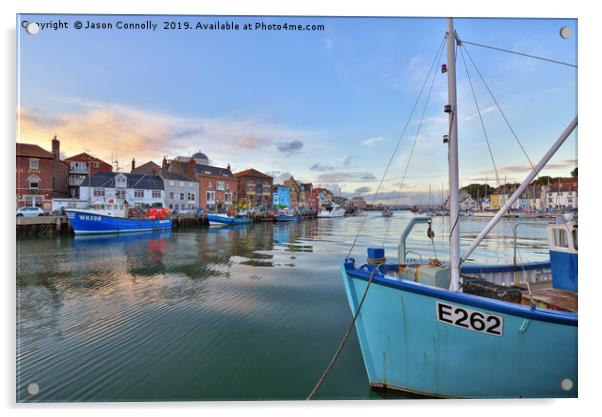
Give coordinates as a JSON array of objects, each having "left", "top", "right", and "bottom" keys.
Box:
[{"left": 446, "top": 18, "right": 461, "bottom": 291}]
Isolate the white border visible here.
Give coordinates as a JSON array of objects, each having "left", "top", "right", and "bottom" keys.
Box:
[{"left": 3, "top": 1, "right": 599, "bottom": 417}]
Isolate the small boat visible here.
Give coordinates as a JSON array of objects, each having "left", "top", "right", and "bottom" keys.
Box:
[
  {"left": 66, "top": 203, "right": 172, "bottom": 235},
  {"left": 207, "top": 213, "right": 253, "bottom": 226},
  {"left": 274, "top": 208, "right": 302, "bottom": 222},
  {"left": 381, "top": 207, "right": 393, "bottom": 217},
  {"left": 274, "top": 214, "right": 300, "bottom": 222}
]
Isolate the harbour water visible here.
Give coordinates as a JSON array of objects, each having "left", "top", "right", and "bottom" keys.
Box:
[{"left": 16, "top": 211, "right": 551, "bottom": 402}]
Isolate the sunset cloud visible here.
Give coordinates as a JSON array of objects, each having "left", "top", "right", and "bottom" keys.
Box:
[{"left": 17, "top": 101, "right": 317, "bottom": 171}]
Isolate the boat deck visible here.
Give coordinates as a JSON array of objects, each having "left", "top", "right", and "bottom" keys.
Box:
[{"left": 521, "top": 288, "right": 578, "bottom": 312}]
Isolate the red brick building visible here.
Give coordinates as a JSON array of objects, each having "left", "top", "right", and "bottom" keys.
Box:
[
  {"left": 64, "top": 152, "right": 113, "bottom": 197},
  {"left": 16, "top": 136, "right": 69, "bottom": 211},
  {"left": 167, "top": 158, "right": 237, "bottom": 212},
  {"left": 234, "top": 169, "right": 273, "bottom": 209}
]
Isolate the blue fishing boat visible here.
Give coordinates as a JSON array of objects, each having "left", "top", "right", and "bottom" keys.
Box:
[
  {"left": 207, "top": 213, "right": 253, "bottom": 226},
  {"left": 66, "top": 206, "right": 172, "bottom": 235},
  {"left": 330, "top": 18, "right": 578, "bottom": 399},
  {"left": 274, "top": 214, "right": 301, "bottom": 222}
]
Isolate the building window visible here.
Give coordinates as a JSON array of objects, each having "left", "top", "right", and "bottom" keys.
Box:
[
  {"left": 169, "top": 204, "right": 173, "bottom": 209},
  {"left": 94, "top": 188, "right": 105, "bottom": 197},
  {"left": 152, "top": 190, "right": 161, "bottom": 199},
  {"left": 170, "top": 192, "right": 174, "bottom": 199},
  {"left": 116, "top": 190, "right": 126, "bottom": 199},
  {"left": 29, "top": 158, "right": 39, "bottom": 169},
  {"left": 180, "top": 193, "right": 185, "bottom": 200},
  {"left": 206, "top": 191, "right": 215, "bottom": 203},
  {"left": 29, "top": 181, "right": 39, "bottom": 189},
  {"left": 93, "top": 162, "right": 100, "bottom": 168},
  {"left": 208, "top": 181, "right": 213, "bottom": 189},
  {"left": 134, "top": 189, "right": 144, "bottom": 198}
]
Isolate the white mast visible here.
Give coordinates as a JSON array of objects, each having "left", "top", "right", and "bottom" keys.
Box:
[{"left": 446, "top": 18, "right": 461, "bottom": 291}]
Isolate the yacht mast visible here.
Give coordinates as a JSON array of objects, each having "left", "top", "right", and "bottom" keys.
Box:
[{"left": 446, "top": 18, "right": 461, "bottom": 291}]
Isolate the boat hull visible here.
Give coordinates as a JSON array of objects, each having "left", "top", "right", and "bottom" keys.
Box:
[
  {"left": 341, "top": 261, "right": 577, "bottom": 398},
  {"left": 66, "top": 210, "right": 172, "bottom": 235},
  {"left": 274, "top": 215, "right": 300, "bottom": 222},
  {"left": 317, "top": 208, "right": 345, "bottom": 218},
  {"left": 207, "top": 214, "right": 252, "bottom": 226}
]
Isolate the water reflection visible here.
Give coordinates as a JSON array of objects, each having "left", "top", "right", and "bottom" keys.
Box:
[{"left": 16, "top": 212, "right": 551, "bottom": 402}]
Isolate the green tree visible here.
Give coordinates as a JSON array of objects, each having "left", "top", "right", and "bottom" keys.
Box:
[{"left": 571, "top": 167, "right": 578, "bottom": 177}]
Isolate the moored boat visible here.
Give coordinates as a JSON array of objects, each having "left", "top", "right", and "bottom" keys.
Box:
[
  {"left": 334, "top": 18, "right": 578, "bottom": 399},
  {"left": 66, "top": 204, "right": 172, "bottom": 235},
  {"left": 207, "top": 213, "right": 253, "bottom": 226}
]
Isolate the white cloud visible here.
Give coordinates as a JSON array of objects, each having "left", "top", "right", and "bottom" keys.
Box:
[{"left": 361, "top": 137, "right": 383, "bottom": 147}]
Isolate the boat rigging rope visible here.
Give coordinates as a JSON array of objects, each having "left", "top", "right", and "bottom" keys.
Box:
[
  {"left": 310, "top": 37, "right": 447, "bottom": 400},
  {"left": 461, "top": 45, "right": 537, "bottom": 174},
  {"left": 306, "top": 267, "right": 379, "bottom": 400},
  {"left": 346, "top": 35, "right": 447, "bottom": 258},
  {"left": 382, "top": 39, "right": 446, "bottom": 246},
  {"left": 459, "top": 46, "right": 501, "bottom": 188},
  {"left": 460, "top": 39, "right": 578, "bottom": 68}
]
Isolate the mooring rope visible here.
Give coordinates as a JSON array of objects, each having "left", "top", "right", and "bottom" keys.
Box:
[{"left": 306, "top": 266, "right": 379, "bottom": 400}]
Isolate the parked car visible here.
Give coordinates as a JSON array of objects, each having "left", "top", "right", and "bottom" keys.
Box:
[{"left": 16, "top": 207, "right": 45, "bottom": 217}]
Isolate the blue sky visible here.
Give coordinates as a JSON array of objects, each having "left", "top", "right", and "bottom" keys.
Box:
[{"left": 17, "top": 15, "right": 577, "bottom": 203}]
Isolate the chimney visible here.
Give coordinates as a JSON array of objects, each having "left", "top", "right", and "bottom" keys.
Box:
[
  {"left": 187, "top": 157, "right": 195, "bottom": 177},
  {"left": 162, "top": 156, "right": 169, "bottom": 172},
  {"left": 51, "top": 134, "right": 60, "bottom": 160},
  {"left": 131, "top": 158, "right": 136, "bottom": 172}
]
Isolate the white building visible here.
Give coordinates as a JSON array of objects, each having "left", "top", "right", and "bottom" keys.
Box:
[
  {"left": 460, "top": 197, "right": 478, "bottom": 210},
  {"left": 79, "top": 172, "right": 165, "bottom": 208},
  {"left": 544, "top": 186, "right": 578, "bottom": 210}
]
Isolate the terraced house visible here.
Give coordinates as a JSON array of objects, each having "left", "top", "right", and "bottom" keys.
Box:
[
  {"left": 16, "top": 136, "right": 69, "bottom": 211},
  {"left": 165, "top": 151, "right": 237, "bottom": 212},
  {"left": 234, "top": 169, "right": 273, "bottom": 209},
  {"left": 79, "top": 172, "right": 165, "bottom": 208}
]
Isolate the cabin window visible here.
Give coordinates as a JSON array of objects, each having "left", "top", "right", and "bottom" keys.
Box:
[
  {"left": 553, "top": 228, "right": 569, "bottom": 248},
  {"left": 94, "top": 188, "right": 105, "bottom": 197},
  {"left": 29, "top": 158, "right": 39, "bottom": 169},
  {"left": 134, "top": 190, "right": 144, "bottom": 198},
  {"left": 572, "top": 227, "right": 578, "bottom": 250},
  {"left": 152, "top": 190, "right": 161, "bottom": 199}
]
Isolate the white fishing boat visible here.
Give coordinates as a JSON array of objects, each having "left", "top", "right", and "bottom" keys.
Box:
[{"left": 317, "top": 192, "right": 345, "bottom": 218}]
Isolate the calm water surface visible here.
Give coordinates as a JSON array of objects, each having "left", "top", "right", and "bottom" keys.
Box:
[{"left": 16, "top": 211, "right": 550, "bottom": 402}]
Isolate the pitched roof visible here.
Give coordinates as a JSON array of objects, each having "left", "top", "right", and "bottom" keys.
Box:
[
  {"left": 16, "top": 143, "right": 54, "bottom": 159},
  {"left": 132, "top": 161, "right": 160, "bottom": 175},
  {"left": 160, "top": 172, "right": 197, "bottom": 182},
  {"left": 64, "top": 152, "right": 108, "bottom": 163},
  {"left": 82, "top": 172, "right": 165, "bottom": 190},
  {"left": 234, "top": 168, "right": 272, "bottom": 179},
  {"left": 195, "top": 163, "right": 233, "bottom": 177},
  {"left": 167, "top": 160, "right": 233, "bottom": 178}
]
